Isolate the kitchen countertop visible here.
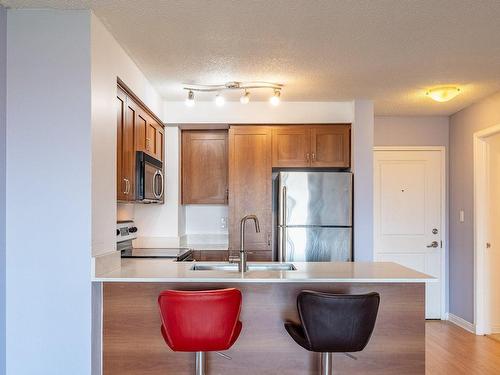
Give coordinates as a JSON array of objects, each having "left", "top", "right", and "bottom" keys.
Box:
[{"left": 93, "top": 259, "right": 434, "bottom": 283}]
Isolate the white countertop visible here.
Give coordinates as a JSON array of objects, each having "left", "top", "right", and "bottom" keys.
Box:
[{"left": 93, "top": 259, "right": 434, "bottom": 283}]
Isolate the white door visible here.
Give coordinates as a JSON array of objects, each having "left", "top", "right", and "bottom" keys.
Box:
[{"left": 374, "top": 149, "right": 444, "bottom": 319}]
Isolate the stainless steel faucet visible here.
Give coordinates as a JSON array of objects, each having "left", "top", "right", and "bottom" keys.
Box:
[{"left": 239, "top": 215, "right": 260, "bottom": 273}]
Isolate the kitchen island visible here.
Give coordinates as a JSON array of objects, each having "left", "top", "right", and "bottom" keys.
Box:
[{"left": 94, "top": 260, "right": 432, "bottom": 375}]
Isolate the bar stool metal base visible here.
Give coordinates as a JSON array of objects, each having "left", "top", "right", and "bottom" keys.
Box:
[
  {"left": 320, "top": 352, "right": 333, "bottom": 375},
  {"left": 195, "top": 352, "right": 206, "bottom": 375}
]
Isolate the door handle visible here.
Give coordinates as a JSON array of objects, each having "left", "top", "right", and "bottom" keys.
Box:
[{"left": 426, "top": 241, "right": 439, "bottom": 248}]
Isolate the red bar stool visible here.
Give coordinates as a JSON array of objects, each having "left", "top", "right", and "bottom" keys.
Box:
[{"left": 158, "top": 288, "right": 242, "bottom": 375}]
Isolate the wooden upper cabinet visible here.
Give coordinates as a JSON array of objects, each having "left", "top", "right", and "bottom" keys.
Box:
[
  {"left": 116, "top": 86, "right": 127, "bottom": 201},
  {"left": 182, "top": 130, "right": 228, "bottom": 204},
  {"left": 310, "top": 125, "right": 350, "bottom": 168},
  {"left": 272, "top": 126, "right": 310, "bottom": 167},
  {"left": 136, "top": 110, "right": 164, "bottom": 161},
  {"left": 229, "top": 126, "right": 272, "bottom": 252},
  {"left": 271, "top": 124, "right": 351, "bottom": 168},
  {"left": 116, "top": 81, "right": 164, "bottom": 203},
  {"left": 116, "top": 87, "right": 136, "bottom": 201}
]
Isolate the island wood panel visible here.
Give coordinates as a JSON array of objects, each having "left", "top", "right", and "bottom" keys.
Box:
[
  {"left": 103, "top": 282, "right": 425, "bottom": 375},
  {"left": 182, "top": 130, "right": 228, "bottom": 204},
  {"left": 228, "top": 126, "right": 272, "bottom": 252}
]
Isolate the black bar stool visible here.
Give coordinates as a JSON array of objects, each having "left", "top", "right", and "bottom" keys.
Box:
[{"left": 284, "top": 291, "right": 380, "bottom": 375}]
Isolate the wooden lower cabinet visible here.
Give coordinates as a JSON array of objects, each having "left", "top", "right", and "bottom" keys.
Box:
[
  {"left": 182, "top": 130, "right": 228, "bottom": 204},
  {"left": 228, "top": 126, "right": 273, "bottom": 253}
]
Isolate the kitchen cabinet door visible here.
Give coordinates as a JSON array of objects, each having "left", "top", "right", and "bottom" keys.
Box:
[
  {"left": 116, "top": 86, "right": 127, "bottom": 201},
  {"left": 229, "top": 126, "right": 273, "bottom": 252},
  {"left": 182, "top": 130, "right": 228, "bottom": 204},
  {"left": 310, "top": 124, "right": 351, "bottom": 168},
  {"left": 135, "top": 109, "right": 164, "bottom": 161},
  {"left": 116, "top": 88, "right": 136, "bottom": 201},
  {"left": 272, "top": 126, "right": 310, "bottom": 167}
]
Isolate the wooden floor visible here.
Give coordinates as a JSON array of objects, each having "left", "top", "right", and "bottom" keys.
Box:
[
  {"left": 427, "top": 321, "right": 500, "bottom": 374},
  {"left": 487, "top": 333, "right": 500, "bottom": 343}
]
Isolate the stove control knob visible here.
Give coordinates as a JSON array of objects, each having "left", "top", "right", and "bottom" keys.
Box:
[
  {"left": 129, "top": 227, "right": 138, "bottom": 233},
  {"left": 116, "top": 229, "right": 120, "bottom": 236}
]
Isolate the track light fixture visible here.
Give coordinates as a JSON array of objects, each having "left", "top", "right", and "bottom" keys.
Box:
[
  {"left": 240, "top": 90, "right": 250, "bottom": 104},
  {"left": 183, "top": 81, "right": 284, "bottom": 106},
  {"left": 215, "top": 93, "right": 225, "bottom": 106},
  {"left": 185, "top": 90, "right": 195, "bottom": 107},
  {"left": 270, "top": 89, "right": 281, "bottom": 106}
]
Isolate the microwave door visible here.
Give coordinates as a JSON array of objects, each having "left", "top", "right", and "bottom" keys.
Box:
[{"left": 143, "top": 163, "right": 157, "bottom": 200}]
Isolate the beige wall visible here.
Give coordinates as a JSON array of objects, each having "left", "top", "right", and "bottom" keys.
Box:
[
  {"left": 449, "top": 90, "right": 500, "bottom": 323},
  {"left": 375, "top": 116, "right": 449, "bottom": 147}
]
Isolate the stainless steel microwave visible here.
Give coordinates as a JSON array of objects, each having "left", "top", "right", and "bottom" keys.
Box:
[{"left": 136, "top": 151, "right": 164, "bottom": 203}]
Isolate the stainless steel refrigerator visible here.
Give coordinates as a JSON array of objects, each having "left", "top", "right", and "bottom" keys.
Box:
[{"left": 277, "top": 171, "right": 353, "bottom": 262}]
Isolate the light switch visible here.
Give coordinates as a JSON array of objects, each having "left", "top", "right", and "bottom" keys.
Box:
[{"left": 459, "top": 210, "right": 465, "bottom": 223}]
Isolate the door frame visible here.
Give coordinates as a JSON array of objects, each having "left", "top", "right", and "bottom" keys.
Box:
[
  {"left": 374, "top": 146, "right": 447, "bottom": 320},
  {"left": 473, "top": 124, "right": 500, "bottom": 335}
]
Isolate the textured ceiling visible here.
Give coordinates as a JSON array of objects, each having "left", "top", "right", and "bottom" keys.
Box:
[{"left": 3, "top": 0, "right": 500, "bottom": 115}]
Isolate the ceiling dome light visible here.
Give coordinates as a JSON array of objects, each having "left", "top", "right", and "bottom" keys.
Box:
[
  {"left": 240, "top": 90, "right": 250, "bottom": 104},
  {"left": 215, "top": 93, "right": 225, "bottom": 107},
  {"left": 426, "top": 86, "right": 461, "bottom": 102},
  {"left": 185, "top": 90, "right": 195, "bottom": 107},
  {"left": 270, "top": 89, "right": 281, "bottom": 106}
]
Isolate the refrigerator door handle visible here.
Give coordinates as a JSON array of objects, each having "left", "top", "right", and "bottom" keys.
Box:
[
  {"left": 278, "top": 226, "right": 287, "bottom": 263},
  {"left": 279, "top": 186, "right": 287, "bottom": 263}
]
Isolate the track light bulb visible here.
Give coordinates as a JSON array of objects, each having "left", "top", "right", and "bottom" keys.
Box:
[
  {"left": 270, "top": 90, "right": 281, "bottom": 106},
  {"left": 215, "top": 93, "right": 225, "bottom": 106},
  {"left": 185, "top": 90, "right": 195, "bottom": 107},
  {"left": 240, "top": 90, "right": 250, "bottom": 104}
]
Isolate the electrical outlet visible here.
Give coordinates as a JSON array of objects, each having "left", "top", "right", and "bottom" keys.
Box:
[{"left": 220, "top": 217, "right": 227, "bottom": 229}]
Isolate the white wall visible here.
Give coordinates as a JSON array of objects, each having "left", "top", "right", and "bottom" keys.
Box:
[
  {"left": 164, "top": 101, "right": 353, "bottom": 124},
  {"left": 133, "top": 126, "right": 182, "bottom": 247},
  {"left": 90, "top": 13, "right": 163, "bottom": 257},
  {"left": 6, "top": 10, "right": 92, "bottom": 374},
  {"left": 0, "top": 5, "right": 6, "bottom": 375},
  {"left": 183, "top": 205, "right": 228, "bottom": 235}
]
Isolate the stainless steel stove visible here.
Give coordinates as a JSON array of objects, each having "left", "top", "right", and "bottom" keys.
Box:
[{"left": 116, "top": 221, "right": 193, "bottom": 261}]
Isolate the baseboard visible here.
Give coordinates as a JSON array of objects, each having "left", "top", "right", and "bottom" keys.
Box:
[
  {"left": 446, "top": 313, "right": 476, "bottom": 334},
  {"left": 490, "top": 324, "right": 500, "bottom": 334}
]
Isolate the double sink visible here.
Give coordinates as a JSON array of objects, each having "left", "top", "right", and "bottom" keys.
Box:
[{"left": 190, "top": 262, "right": 297, "bottom": 272}]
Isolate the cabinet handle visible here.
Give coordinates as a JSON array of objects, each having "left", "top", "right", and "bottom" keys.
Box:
[
  {"left": 312, "top": 152, "right": 316, "bottom": 161},
  {"left": 225, "top": 188, "right": 229, "bottom": 203},
  {"left": 146, "top": 138, "right": 151, "bottom": 151},
  {"left": 267, "top": 232, "right": 271, "bottom": 246},
  {"left": 306, "top": 153, "right": 310, "bottom": 161}
]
